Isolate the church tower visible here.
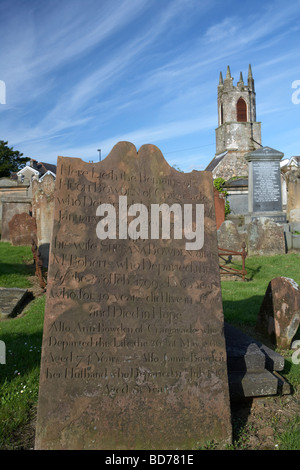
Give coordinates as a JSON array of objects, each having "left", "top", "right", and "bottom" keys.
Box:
[{"left": 207, "top": 65, "right": 262, "bottom": 180}]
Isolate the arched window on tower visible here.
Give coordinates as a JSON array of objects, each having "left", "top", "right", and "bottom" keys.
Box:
[
  {"left": 237, "top": 97, "right": 247, "bottom": 122},
  {"left": 220, "top": 103, "right": 224, "bottom": 125}
]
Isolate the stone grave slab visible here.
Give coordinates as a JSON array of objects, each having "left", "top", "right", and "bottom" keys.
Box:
[
  {"left": 224, "top": 323, "right": 290, "bottom": 400},
  {"left": 8, "top": 212, "right": 37, "bottom": 246},
  {"left": 245, "top": 147, "right": 286, "bottom": 223},
  {"left": 35, "top": 142, "right": 232, "bottom": 450},
  {"left": 256, "top": 277, "right": 300, "bottom": 349},
  {"left": 0, "top": 287, "right": 29, "bottom": 319}
]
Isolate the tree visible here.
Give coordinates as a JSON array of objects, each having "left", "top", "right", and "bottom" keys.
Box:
[{"left": 0, "top": 140, "right": 30, "bottom": 178}]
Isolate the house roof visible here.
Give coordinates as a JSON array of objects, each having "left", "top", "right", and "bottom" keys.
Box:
[
  {"left": 290, "top": 156, "right": 300, "bottom": 166},
  {"left": 205, "top": 151, "right": 227, "bottom": 172},
  {"left": 30, "top": 160, "right": 57, "bottom": 176},
  {"left": 39, "top": 170, "right": 56, "bottom": 181},
  {"left": 280, "top": 156, "right": 300, "bottom": 172},
  {"left": 17, "top": 166, "right": 39, "bottom": 176}
]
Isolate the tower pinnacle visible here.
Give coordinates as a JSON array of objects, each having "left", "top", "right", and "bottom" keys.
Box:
[{"left": 248, "top": 64, "right": 254, "bottom": 90}]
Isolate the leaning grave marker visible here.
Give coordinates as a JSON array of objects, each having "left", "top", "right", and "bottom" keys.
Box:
[{"left": 35, "top": 142, "right": 232, "bottom": 450}]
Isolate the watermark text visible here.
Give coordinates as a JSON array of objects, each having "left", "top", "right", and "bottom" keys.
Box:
[
  {"left": 292, "top": 80, "right": 300, "bottom": 104},
  {"left": 0, "top": 80, "right": 6, "bottom": 104},
  {"left": 96, "top": 196, "right": 204, "bottom": 250}
]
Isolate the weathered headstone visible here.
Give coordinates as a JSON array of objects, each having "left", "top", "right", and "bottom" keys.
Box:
[
  {"left": 256, "top": 277, "right": 300, "bottom": 349},
  {"left": 286, "top": 169, "right": 300, "bottom": 223},
  {"left": 1, "top": 196, "right": 32, "bottom": 242},
  {"left": 217, "top": 220, "right": 243, "bottom": 252},
  {"left": 245, "top": 147, "right": 286, "bottom": 223},
  {"left": 35, "top": 142, "right": 232, "bottom": 450},
  {"left": 32, "top": 173, "right": 56, "bottom": 267},
  {"left": 247, "top": 217, "right": 286, "bottom": 256},
  {"left": 8, "top": 212, "right": 37, "bottom": 246}
]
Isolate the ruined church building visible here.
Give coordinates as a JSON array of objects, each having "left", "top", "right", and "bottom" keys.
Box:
[{"left": 206, "top": 64, "right": 262, "bottom": 180}]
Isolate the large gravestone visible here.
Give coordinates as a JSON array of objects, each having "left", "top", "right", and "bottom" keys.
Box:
[
  {"left": 35, "top": 142, "right": 232, "bottom": 450},
  {"left": 245, "top": 147, "right": 286, "bottom": 223}
]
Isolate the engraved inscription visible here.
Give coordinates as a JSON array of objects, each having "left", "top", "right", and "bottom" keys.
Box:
[
  {"left": 35, "top": 142, "right": 232, "bottom": 450},
  {"left": 252, "top": 160, "right": 282, "bottom": 212}
]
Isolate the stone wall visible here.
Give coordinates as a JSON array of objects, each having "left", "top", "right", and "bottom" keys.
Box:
[
  {"left": 212, "top": 150, "right": 249, "bottom": 180},
  {"left": 216, "top": 122, "right": 261, "bottom": 157}
]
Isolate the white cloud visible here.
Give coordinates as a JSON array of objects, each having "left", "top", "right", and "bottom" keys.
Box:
[{"left": 204, "top": 17, "right": 239, "bottom": 43}]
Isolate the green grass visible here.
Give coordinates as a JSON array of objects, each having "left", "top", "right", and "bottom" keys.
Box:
[
  {"left": 0, "top": 242, "right": 34, "bottom": 288},
  {"left": 0, "top": 244, "right": 299, "bottom": 449},
  {"left": 221, "top": 252, "right": 300, "bottom": 328},
  {"left": 0, "top": 242, "right": 45, "bottom": 449},
  {"left": 276, "top": 416, "right": 300, "bottom": 450},
  {"left": 0, "top": 296, "right": 45, "bottom": 449}
]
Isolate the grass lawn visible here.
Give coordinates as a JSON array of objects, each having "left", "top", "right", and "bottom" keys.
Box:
[
  {"left": 221, "top": 252, "right": 300, "bottom": 328},
  {"left": 0, "top": 243, "right": 299, "bottom": 449},
  {"left": 0, "top": 242, "right": 34, "bottom": 288},
  {"left": 0, "top": 243, "right": 45, "bottom": 448}
]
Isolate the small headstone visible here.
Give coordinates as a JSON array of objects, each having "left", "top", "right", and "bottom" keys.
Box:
[
  {"left": 0, "top": 287, "right": 29, "bottom": 319},
  {"left": 8, "top": 212, "right": 37, "bottom": 246},
  {"left": 256, "top": 277, "right": 300, "bottom": 349},
  {"left": 1, "top": 196, "right": 32, "bottom": 242},
  {"left": 217, "top": 220, "right": 242, "bottom": 252},
  {"left": 286, "top": 169, "right": 300, "bottom": 223},
  {"left": 247, "top": 217, "right": 286, "bottom": 256},
  {"left": 35, "top": 142, "right": 232, "bottom": 450}
]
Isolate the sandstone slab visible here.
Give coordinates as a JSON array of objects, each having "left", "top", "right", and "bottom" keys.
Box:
[
  {"left": 247, "top": 218, "right": 286, "bottom": 256},
  {"left": 256, "top": 277, "right": 300, "bottom": 349},
  {"left": 35, "top": 142, "right": 232, "bottom": 450},
  {"left": 8, "top": 212, "right": 37, "bottom": 246}
]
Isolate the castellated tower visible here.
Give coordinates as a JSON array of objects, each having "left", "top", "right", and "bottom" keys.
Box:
[{"left": 207, "top": 65, "right": 262, "bottom": 180}]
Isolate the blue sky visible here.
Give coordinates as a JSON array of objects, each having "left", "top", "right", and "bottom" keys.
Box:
[{"left": 0, "top": 0, "right": 299, "bottom": 172}]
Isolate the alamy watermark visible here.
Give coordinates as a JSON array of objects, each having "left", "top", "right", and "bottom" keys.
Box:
[
  {"left": 0, "top": 80, "right": 6, "bottom": 104},
  {"left": 95, "top": 196, "right": 204, "bottom": 250},
  {"left": 0, "top": 340, "right": 5, "bottom": 364},
  {"left": 292, "top": 80, "right": 300, "bottom": 104},
  {"left": 292, "top": 340, "right": 300, "bottom": 365}
]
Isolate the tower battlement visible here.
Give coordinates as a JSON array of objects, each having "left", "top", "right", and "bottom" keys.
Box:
[
  {"left": 206, "top": 65, "right": 262, "bottom": 180},
  {"left": 216, "top": 65, "right": 261, "bottom": 156}
]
